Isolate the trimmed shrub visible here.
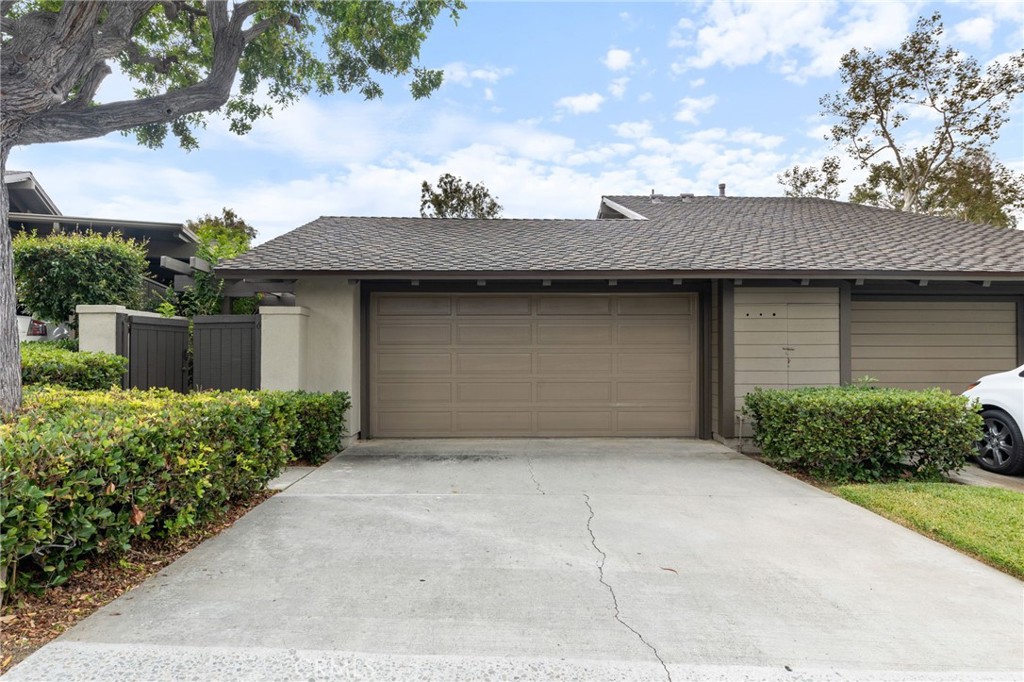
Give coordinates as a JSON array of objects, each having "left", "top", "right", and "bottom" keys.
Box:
[
  {"left": 0, "top": 388, "right": 297, "bottom": 597},
  {"left": 288, "top": 391, "right": 352, "bottom": 464},
  {"left": 13, "top": 230, "right": 148, "bottom": 328},
  {"left": 21, "top": 342, "right": 127, "bottom": 390},
  {"left": 744, "top": 386, "right": 982, "bottom": 483}
]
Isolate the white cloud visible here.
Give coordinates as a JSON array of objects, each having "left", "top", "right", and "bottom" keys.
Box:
[
  {"left": 689, "top": 78, "right": 705, "bottom": 88},
  {"left": 953, "top": 17, "right": 995, "bottom": 47},
  {"left": 673, "top": 96, "right": 717, "bottom": 124},
  {"left": 611, "top": 121, "right": 653, "bottom": 139},
  {"left": 443, "top": 62, "right": 514, "bottom": 86},
  {"left": 565, "top": 144, "right": 635, "bottom": 166},
  {"left": 668, "top": 18, "right": 694, "bottom": 49},
  {"left": 964, "top": 0, "right": 1024, "bottom": 24},
  {"left": 806, "top": 123, "right": 832, "bottom": 141},
  {"left": 608, "top": 77, "right": 629, "bottom": 99},
  {"left": 555, "top": 92, "right": 606, "bottom": 115},
  {"left": 602, "top": 48, "right": 634, "bottom": 71},
  {"left": 671, "top": 1, "right": 918, "bottom": 83},
  {"left": 637, "top": 92, "right": 654, "bottom": 103},
  {"left": 483, "top": 88, "right": 495, "bottom": 102}
]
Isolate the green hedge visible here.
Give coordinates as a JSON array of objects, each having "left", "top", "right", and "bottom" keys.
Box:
[
  {"left": 744, "top": 386, "right": 982, "bottom": 483},
  {"left": 290, "top": 391, "right": 352, "bottom": 464},
  {"left": 0, "top": 387, "right": 350, "bottom": 597},
  {"left": 13, "top": 230, "right": 148, "bottom": 329},
  {"left": 21, "top": 342, "right": 126, "bottom": 390}
]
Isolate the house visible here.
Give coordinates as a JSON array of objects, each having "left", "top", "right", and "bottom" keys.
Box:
[
  {"left": 217, "top": 191, "right": 1024, "bottom": 444},
  {"left": 5, "top": 170, "right": 199, "bottom": 296}
]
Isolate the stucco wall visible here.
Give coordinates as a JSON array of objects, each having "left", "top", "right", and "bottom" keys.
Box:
[
  {"left": 294, "top": 277, "right": 362, "bottom": 435},
  {"left": 259, "top": 307, "right": 308, "bottom": 391},
  {"left": 733, "top": 287, "right": 841, "bottom": 436}
]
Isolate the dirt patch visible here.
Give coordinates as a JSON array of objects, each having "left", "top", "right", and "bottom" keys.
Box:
[{"left": 0, "top": 490, "right": 275, "bottom": 674}]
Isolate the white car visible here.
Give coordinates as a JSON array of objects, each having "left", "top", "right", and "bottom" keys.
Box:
[
  {"left": 16, "top": 314, "right": 50, "bottom": 342},
  {"left": 963, "top": 364, "right": 1024, "bottom": 476}
]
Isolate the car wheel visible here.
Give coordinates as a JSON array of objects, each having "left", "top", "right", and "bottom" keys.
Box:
[{"left": 977, "top": 409, "right": 1024, "bottom": 476}]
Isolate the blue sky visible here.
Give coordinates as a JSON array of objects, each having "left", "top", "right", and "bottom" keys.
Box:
[{"left": 9, "top": 1, "right": 1024, "bottom": 243}]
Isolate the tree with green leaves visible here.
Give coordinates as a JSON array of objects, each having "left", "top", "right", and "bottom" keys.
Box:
[
  {"left": 778, "top": 156, "right": 843, "bottom": 201},
  {"left": 168, "top": 207, "right": 258, "bottom": 316},
  {"left": 778, "top": 12, "right": 1024, "bottom": 225},
  {"left": 0, "top": 0, "right": 462, "bottom": 412},
  {"left": 420, "top": 173, "right": 502, "bottom": 219}
]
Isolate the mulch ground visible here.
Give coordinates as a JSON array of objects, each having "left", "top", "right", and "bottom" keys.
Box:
[{"left": 0, "top": 490, "right": 276, "bottom": 674}]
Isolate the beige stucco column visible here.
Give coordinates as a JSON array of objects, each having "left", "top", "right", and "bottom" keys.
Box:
[
  {"left": 294, "top": 278, "right": 361, "bottom": 435},
  {"left": 75, "top": 304, "right": 128, "bottom": 354},
  {"left": 259, "top": 306, "right": 309, "bottom": 390}
]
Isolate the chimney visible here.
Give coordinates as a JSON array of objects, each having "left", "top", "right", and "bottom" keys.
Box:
[{"left": 718, "top": 183, "right": 726, "bottom": 197}]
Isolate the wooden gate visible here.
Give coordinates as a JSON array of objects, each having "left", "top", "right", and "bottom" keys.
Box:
[
  {"left": 125, "top": 316, "right": 190, "bottom": 392},
  {"left": 193, "top": 315, "right": 261, "bottom": 390},
  {"left": 115, "top": 314, "right": 261, "bottom": 392}
]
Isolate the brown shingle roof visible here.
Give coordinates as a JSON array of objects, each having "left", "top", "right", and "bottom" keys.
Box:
[{"left": 218, "top": 195, "right": 1024, "bottom": 278}]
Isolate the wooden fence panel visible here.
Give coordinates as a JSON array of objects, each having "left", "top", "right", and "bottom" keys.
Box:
[
  {"left": 127, "top": 316, "right": 190, "bottom": 392},
  {"left": 193, "top": 315, "right": 261, "bottom": 390}
]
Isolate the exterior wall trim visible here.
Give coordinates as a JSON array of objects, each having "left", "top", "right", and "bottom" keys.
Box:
[
  {"left": 699, "top": 287, "right": 712, "bottom": 439},
  {"left": 1018, "top": 299, "right": 1024, "bottom": 366},
  {"left": 839, "top": 281, "right": 852, "bottom": 385},
  {"left": 360, "top": 286, "right": 371, "bottom": 440},
  {"left": 718, "top": 280, "right": 736, "bottom": 439}
]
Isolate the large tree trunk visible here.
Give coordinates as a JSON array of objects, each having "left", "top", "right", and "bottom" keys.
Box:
[{"left": 0, "top": 142, "right": 22, "bottom": 414}]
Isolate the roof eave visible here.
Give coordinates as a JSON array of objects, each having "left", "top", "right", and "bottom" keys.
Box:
[{"left": 215, "top": 267, "right": 1024, "bottom": 282}]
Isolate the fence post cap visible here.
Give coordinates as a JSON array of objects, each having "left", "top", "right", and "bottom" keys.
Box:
[
  {"left": 259, "top": 306, "right": 310, "bottom": 316},
  {"left": 76, "top": 304, "right": 129, "bottom": 314}
]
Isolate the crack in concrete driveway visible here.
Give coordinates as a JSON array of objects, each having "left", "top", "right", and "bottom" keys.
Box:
[{"left": 583, "top": 492, "right": 672, "bottom": 682}]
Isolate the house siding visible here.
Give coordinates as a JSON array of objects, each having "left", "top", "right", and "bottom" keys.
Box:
[{"left": 733, "top": 287, "right": 841, "bottom": 436}]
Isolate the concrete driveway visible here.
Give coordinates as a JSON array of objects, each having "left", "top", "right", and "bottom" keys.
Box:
[{"left": 8, "top": 439, "right": 1022, "bottom": 681}]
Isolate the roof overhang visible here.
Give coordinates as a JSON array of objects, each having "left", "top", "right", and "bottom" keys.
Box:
[
  {"left": 216, "top": 268, "right": 1024, "bottom": 283},
  {"left": 599, "top": 197, "right": 648, "bottom": 220},
  {"left": 4, "top": 172, "right": 62, "bottom": 215},
  {"left": 8, "top": 212, "right": 198, "bottom": 243}
]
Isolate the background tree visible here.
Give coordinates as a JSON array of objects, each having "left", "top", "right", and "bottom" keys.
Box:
[
  {"left": 847, "top": 151, "right": 1024, "bottom": 228},
  {"left": 779, "top": 12, "right": 1024, "bottom": 224},
  {"left": 778, "top": 156, "right": 843, "bottom": 200},
  {"left": 167, "top": 208, "right": 258, "bottom": 316},
  {"left": 13, "top": 231, "right": 149, "bottom": 328},
  {"left": 420, "top": 173, "right": 503, "bottom": 218},
  {"left": 0, "top": 0, "right": 463, "bottom": 412}
]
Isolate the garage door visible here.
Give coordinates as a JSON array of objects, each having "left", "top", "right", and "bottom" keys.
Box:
[
  {"left": 851, "top": 300, "right": 1018, "bottom": 392},
  {"left": 369, "top": 293, "right": 697, "bottom": 437}
]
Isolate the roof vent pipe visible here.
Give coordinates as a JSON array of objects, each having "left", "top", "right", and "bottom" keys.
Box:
[{"left": 718, "top": 183, "right": 726, "bottom": 197}]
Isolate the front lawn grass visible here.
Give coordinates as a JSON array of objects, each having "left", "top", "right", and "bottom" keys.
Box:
[{"left": 833, "top": 482, "right": 1024, "bottom": 580}]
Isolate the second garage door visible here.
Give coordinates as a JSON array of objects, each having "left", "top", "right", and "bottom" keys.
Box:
[
  {"left": 851, "top": 300, "right": 1018, "bottom": 392},
  {"left": 369, "top": 293, "right": 698, "bottom": 437}
]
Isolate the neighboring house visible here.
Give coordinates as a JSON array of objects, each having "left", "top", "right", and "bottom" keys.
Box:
[
  {"left": 5, "top": 170, "right": 199, "bottom": 296},
  {"left": 218, "top": 190, "right": 1024, "bottom": 444}
]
